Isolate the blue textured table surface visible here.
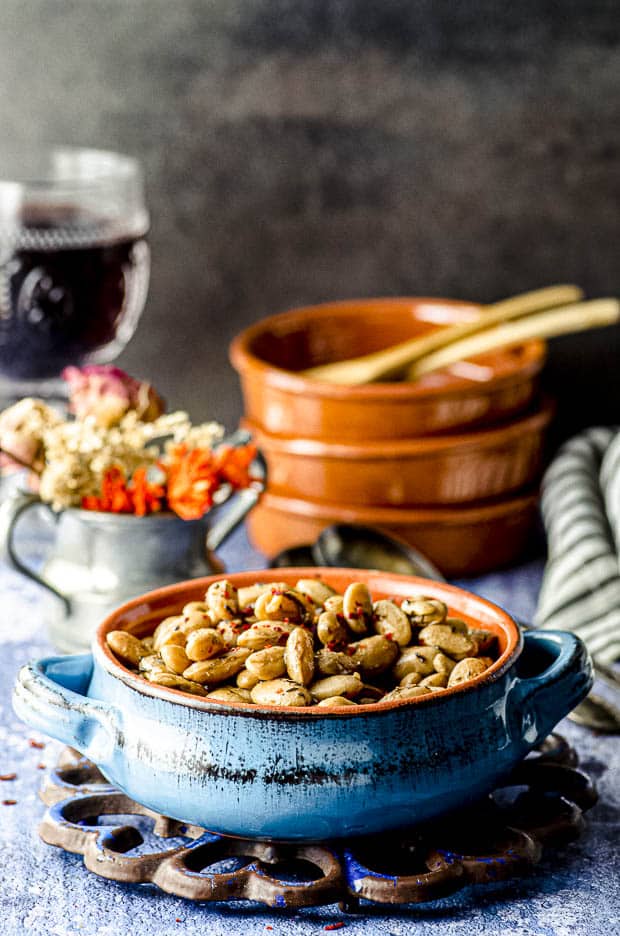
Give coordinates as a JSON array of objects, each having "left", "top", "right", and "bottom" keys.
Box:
[{"left": 1, "top": 526, "right": 619, "bottom": 936}]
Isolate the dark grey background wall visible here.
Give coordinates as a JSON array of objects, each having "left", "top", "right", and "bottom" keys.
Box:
[{"left": 1, "top": 1, "right": 618, "bottom": 438}]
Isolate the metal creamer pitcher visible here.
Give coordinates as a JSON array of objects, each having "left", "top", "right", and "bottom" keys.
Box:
[{"left": 0, "top": 475, "right": 263, "bottom": 653}]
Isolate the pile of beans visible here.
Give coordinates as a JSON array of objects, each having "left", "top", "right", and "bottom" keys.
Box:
[{"left": 105, "top": 578, "right": 497, "bottom": 708}]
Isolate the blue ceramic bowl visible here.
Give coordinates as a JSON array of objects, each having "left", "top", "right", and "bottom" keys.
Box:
[{"left": 13, "top": 568, "right": 592, "bottom": 841}]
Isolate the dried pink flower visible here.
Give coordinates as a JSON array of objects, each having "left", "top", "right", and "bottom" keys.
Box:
[{"left": 62, "top": 365, "right": 165, "bottom": 428}]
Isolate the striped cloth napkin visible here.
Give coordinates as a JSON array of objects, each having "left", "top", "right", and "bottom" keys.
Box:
[{"left": 535, "top": 427, "right": 620, "bottom": 664}]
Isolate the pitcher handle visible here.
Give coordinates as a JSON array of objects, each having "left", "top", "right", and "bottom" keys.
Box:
[
  {"left": 0, "top": 489, "right": 71, "bottom": 613},
  {"left": 206, "top": 440, "right": 266, "bottom": 553}
]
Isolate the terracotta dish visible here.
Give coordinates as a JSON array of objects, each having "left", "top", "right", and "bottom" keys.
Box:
[
  {"left": 229, "top": 298, "right": 546, "bottom": 441},
  {"left": 246, "top": 490, "right": 539, "bottom": 577},
  {"left": 243, "top": 399, "right": 552, "bottom": 507}
]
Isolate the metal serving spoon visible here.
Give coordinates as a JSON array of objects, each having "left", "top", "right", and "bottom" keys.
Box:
[
  {"left": 566, "top": 693, "right": 620, "bottom": 733},
  {"left": 270, "top": 524, "right": 446, "bottom": 579},
  {"left": 313, "top": 523, "right": 446, "bottom": 581}
]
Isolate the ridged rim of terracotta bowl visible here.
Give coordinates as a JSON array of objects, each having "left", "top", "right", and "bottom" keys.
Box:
[
  {"left": 243, "top": 400, "right": 553, "bottom": 459},
  {"left": 96, "top": 569, "right": 521, "bottom": 717},
  {"left": 252, "top": 489, "right": 539, "bottom": 525},
  {"left": 229, "top": 297, "right": 546, "bottom": 401}
]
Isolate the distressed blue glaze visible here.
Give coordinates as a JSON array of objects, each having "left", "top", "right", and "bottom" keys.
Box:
[
  {"left": 13, "top": 623, "right": 592, "bottom": 841},
  {"left": 342, "top": 849, "right": 399, "bottom": 892}
]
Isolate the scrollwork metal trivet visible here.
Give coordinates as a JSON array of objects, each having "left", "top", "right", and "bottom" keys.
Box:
[{"left": 38, "top": 734, "right": 597, "bottom": 909}]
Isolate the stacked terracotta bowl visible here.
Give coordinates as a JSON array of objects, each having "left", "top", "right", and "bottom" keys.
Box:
[{"left": 230, "top": 298, "right": 552, "bottom": 576}]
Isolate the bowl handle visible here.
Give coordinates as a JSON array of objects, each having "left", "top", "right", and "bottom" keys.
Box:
[
  {"left": 508, "top": 630, "right": 593, "bottom": 745},
  {"left": 13, "top": 654, "right": 118, "bottom": 761}
]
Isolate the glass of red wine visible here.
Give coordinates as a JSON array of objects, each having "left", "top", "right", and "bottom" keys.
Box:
[{"left": 0, "top": 147, "right": 149, "bottom": 400}]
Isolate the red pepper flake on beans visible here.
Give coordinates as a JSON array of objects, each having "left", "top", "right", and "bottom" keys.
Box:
[
  {"left": 104, "top": 576, "right": 497, "bottom": 710},
  {"left": 2, "top": 799, "right": 17, "bottom": 806},
  {"left": 324, "top": 924, "right": 345, "bottom": 931},
  {"left": 29, "top": 739, "right": 45, "bottom": 749},
  {"left": 0, "top": 773, "right": 17, "bottom": 781}
]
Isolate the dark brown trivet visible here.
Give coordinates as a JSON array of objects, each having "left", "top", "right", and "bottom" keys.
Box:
[{"left": 38, "top": 735, "right": 597, "bottom": 909}]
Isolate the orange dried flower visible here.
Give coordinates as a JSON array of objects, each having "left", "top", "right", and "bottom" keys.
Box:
[
  {"left": 82, "top": 465, "right": 165, "bottom": 516},
  {"left": 166, "top": 444, "right": 220, "bottom": 520},
  {"left": 84, "top": 466, "right": 133, "bottom": 513},
  {"left": 130, "top": 466, "right": 166, "bottom": 517},
  {"left": 214, "top": 443, "right": 257, "bottom": 489},
  {"left": 81, "top": 442, "right": 256, "bottom": 520},
  {"left": 107, "top": 467, "right": 134, "bottom": 513}
]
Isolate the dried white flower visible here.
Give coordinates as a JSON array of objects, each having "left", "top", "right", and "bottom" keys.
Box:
[{"left": 37, "top": 411, "right": 224, "bottom": 509}]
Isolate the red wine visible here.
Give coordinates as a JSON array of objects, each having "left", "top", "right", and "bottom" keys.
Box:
[{"left": 0, "top": 207, "right": 149, "bottom": 380}]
